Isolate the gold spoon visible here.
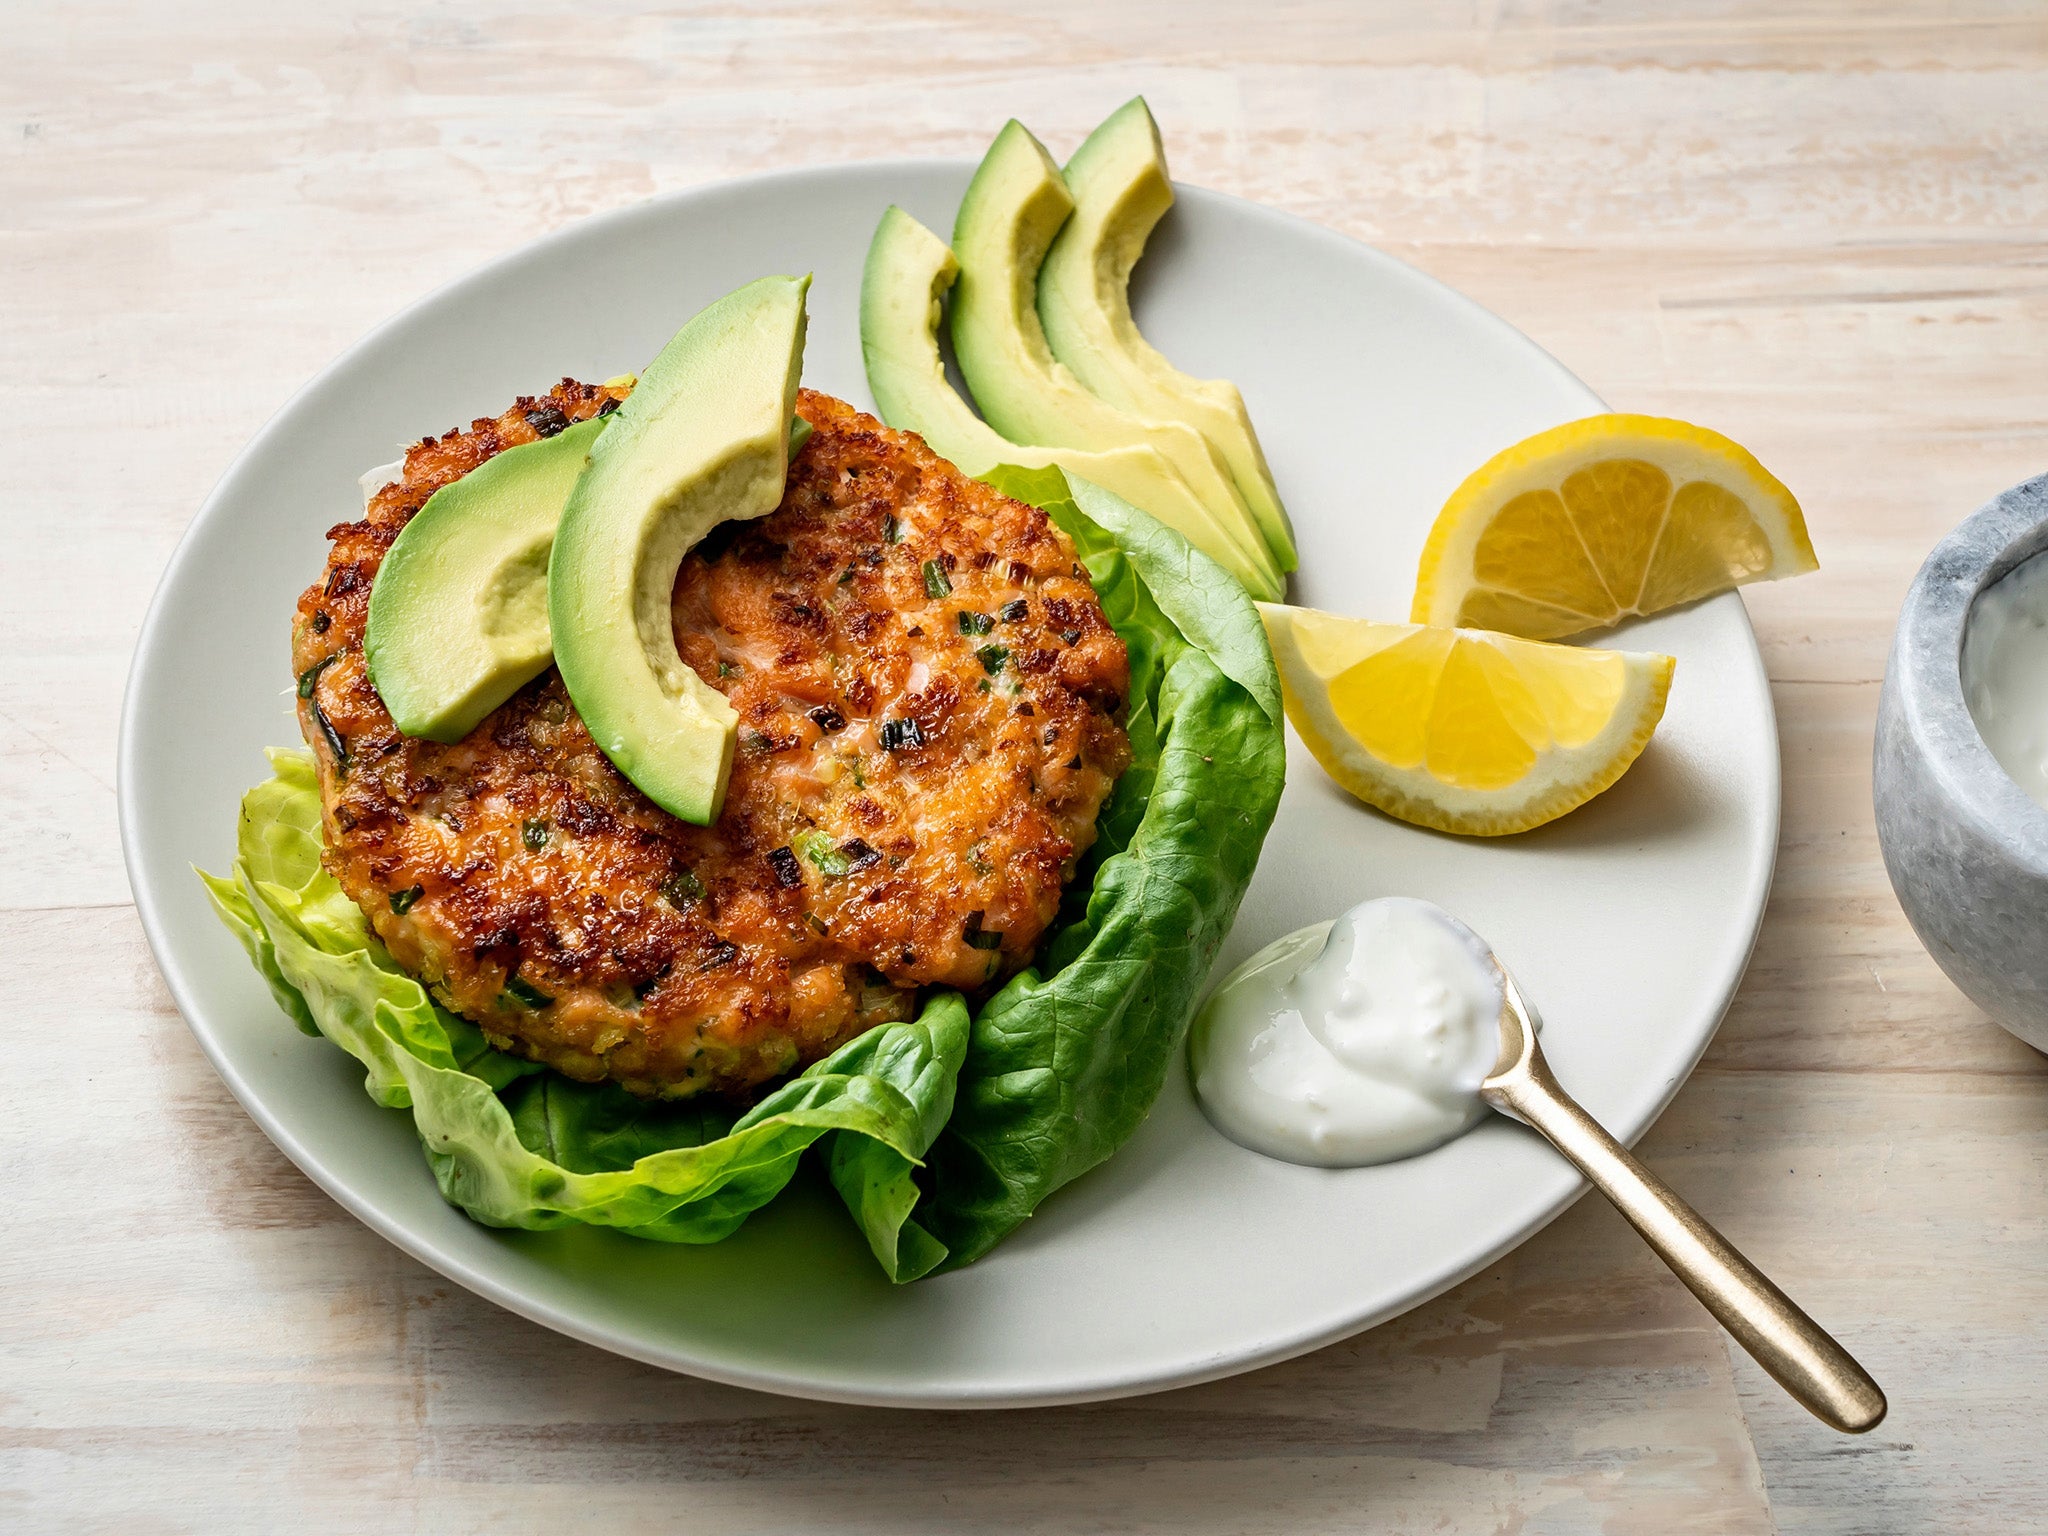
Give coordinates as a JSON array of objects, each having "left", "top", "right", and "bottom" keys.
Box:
[{"left": 1481, "top": 966, "right": 1888, "bottom": 1434}]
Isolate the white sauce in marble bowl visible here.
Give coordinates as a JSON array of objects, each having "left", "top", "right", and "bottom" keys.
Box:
[{"left": 1963, "top": 548, "right": 2048, "bottom": 811}]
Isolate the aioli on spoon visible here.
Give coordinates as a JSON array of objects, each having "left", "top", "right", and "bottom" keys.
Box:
[{"left": 1482, "top": 963, "right": 1888, "bottom": 1435}]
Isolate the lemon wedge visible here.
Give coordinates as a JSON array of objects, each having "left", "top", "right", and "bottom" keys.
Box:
[
  {"left": 1411, "top": 415, "right": 1817, "bottom": 640},
  {"left": 1260, "top": 603, "right": 1675, "bottom": 836}
]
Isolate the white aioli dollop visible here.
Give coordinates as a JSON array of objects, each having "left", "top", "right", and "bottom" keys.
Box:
[
  {"left": 1189, "top": 897, "right": 1505, "bottom": 1168},
  {"left": 1964, "top": 550, "right": 2048, "bottom": 811}
]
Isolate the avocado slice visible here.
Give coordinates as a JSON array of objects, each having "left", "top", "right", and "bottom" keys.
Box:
[
  {"left": 365, "top": 413, "right": 607, "bottom": 744},
  {"left": 947, "top": 122, "right": 1282, "bottom": 599},
  {"left": 861, "top": 205, "right": 1282, "bottom": 598},
  {"left": 1039, "top": 98, "right": 1297, "bottom": 573},
  {"left": 549, "top": 274, "right": 809, "bottom": 826}
]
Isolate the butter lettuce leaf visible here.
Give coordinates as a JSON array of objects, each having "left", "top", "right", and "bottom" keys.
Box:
[
  {"left": 201, "top": 467, "right": 1282, "bottom": 1279},
  {"left": 204, "top": 748, "right": 968, "bottom": 1278}
]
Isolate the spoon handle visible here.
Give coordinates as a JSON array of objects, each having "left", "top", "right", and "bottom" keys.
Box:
[{"left": 1483, "top": 1055, "right": 1887, "bottom": 1434}]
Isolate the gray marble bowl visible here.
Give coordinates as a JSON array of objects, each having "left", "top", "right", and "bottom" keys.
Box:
[{"left": 1876, "top": 471, "right": 2048, "bottom": 1048}]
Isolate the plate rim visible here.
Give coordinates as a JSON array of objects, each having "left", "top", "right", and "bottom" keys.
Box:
[{"left": 118, "top": 158, "right": 1780, "bottom": 1409}]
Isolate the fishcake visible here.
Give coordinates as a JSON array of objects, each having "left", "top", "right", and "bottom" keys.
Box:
[{"left": 293, "top": 385, "right": 1131, "bottom": 1099}]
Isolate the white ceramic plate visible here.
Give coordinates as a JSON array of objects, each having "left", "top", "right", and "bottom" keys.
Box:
[{"left": 121, "top": 162, "right": 1777, "bottom": 1408}]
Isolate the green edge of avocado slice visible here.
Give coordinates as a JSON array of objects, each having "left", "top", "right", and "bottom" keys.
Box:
[
  {"left": 946, "top": 119, "right": 1280, "bottom": 596},
  {"left": 1039, "top": 97, "right": 1297, "bottom": 572},
  {"left": 548, "top": 273, "right": 810, "bottom": 827},
  {"left": 861, "top": 202, "right": 1281, "bottom": 600},
  {"left": 365, "top": 413, "right": 608, "bottom": 744}
]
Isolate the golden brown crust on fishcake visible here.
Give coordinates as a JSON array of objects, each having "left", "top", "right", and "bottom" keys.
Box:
[{"left": 292, "top": 385, "right": 1130, "bottom": 1100}]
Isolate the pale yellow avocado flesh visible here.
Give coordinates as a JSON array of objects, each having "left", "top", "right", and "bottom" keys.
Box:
[
  {"left": 859, "top": 205, "right": 1280, "bottom": 597},
  {"left": 1039, "top": 97, "right": 1297, "bottom": 572},
  {"left": 946, "top": 122, "right": 1282, "bottom": 598},
  {"left": 548, "top": 275, "right": 809, "bottom": 827},
  {"left": 364, "top": 413, "right": 607, "bottom": 744}
]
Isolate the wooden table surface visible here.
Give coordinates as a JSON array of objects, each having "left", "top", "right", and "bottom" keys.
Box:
[{"left": 8, "top": 3, "right": 2048, "bottom": 1530}]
